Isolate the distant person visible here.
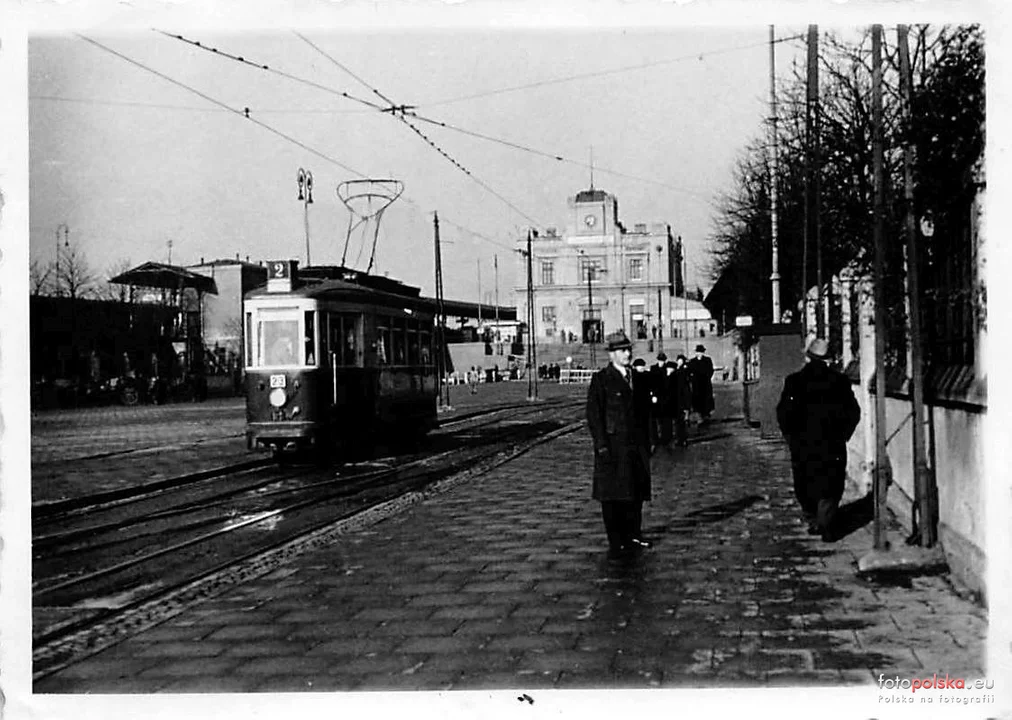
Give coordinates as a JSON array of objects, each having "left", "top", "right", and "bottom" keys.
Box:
[
  {"left": 688, "top": 344, "right": 715, "bottom": 422},
  {"left": 776, "top": 338, "right": 861, "bottom": 541},
  {"left": 469, "top": 366, "right": 479, "bottom": 394},
  {"left": 670, "top": 355, "right": 693, "bottom": 447},
  {"left": 650, "top": 353, "right": 671, "bottom": 446},
  {"left": 586, "top": 330, "right": 652, "bottom": 558}
]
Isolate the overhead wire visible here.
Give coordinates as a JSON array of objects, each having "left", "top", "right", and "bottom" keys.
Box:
[
  {"left": 75, "top": 34, "right": 513, "bottom": 262},
  {"left": 294, "top": 32, "right": 545, "bottom": 230},
  {"left": 417, "top": 33, "right": 807, "bottom": 108}
]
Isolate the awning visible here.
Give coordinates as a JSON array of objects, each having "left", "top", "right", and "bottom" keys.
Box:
[{"left": 111, "top": 262, "right": 218, "bottom": 295}]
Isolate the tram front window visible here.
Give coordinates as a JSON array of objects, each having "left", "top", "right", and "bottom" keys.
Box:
[{"left": 261, "top": 319, "right": 300, "bottom": 366}]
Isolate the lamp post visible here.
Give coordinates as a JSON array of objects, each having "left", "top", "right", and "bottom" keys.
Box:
[
  {"left": 55, "top": 223, "right": 69, "bottom": 296},
  {"left": 297, "top": 168, "right": 314, "bottom": 267}
]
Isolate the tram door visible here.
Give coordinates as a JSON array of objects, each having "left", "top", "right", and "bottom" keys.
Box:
[{"left": 326, "top": 313, "right": 364, "bottom": 419}]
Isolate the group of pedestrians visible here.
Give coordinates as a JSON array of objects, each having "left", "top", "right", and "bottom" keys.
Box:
[{"left": 586, "top": 329, "right": 860, "bottom": 558}]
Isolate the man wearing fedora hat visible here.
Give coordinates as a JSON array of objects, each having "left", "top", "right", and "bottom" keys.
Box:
[
  {"left": 687, "top": 344, "right": 715, "bottom": 423},
  {"left": 776, "top": 337, "right": 861, "bottom": 541},
  {"left": 586, "top": 329, "right": 653, "bottom": 557}
]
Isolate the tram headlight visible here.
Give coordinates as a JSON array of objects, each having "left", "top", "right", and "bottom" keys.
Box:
[{"left": 269, "top": 388, "right": 287, "bottom": 407}]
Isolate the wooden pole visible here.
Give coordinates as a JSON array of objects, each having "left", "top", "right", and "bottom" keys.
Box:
[
  {"left": 769, "top": 25, "right": 782, "bottom": 323},
  {"left": 871, "top": 25, "right": 889, "bottom": 551},
  {"left": 899, "top": 24, "right": 937, "bottom": 546}
]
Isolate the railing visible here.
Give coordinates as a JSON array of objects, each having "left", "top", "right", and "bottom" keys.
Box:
[{"left": 559, "top": 368, "right": 595, "bottom": 384}]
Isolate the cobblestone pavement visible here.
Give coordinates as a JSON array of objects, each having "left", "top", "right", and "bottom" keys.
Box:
[{"left": 34, "top": 385, "right": 988, "bottom": 696}]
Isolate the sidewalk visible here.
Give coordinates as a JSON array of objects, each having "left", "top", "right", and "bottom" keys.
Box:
[{"left": 34, "top": 385, "right": 987, "bottom": 693}]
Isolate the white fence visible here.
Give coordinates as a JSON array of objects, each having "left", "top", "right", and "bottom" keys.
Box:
[{"left": 559, "top": 368, "right": 595, "bottom": 384}]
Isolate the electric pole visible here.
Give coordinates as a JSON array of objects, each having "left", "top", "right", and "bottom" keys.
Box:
[
  {"left": 871, "top": 25, "right": 889, "bottom": 551},
  {"left": 298, "top": 168, "right": 314, "bottom": 267},
  {"left": 769, "top": 25, "right": 782, "bottom": 322},
  {"left": 526, "top": 230, "right": 538, "bottom": 401},
  {"left": 434, "top": 212, "right": 449, "bottom": 409},
  {"left": 808, "top": 24, "right": 823, "bottom": 338},
  {"left": 899, "top": 24, "right": 936, "bottom": 547}
]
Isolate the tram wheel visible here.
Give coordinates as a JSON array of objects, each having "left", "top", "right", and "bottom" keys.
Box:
[{"left": 120, "top": 386, "right": 140, "bottom": 406}]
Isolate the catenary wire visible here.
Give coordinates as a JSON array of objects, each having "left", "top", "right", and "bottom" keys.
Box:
[
  {"left": 417, "top": 33, "right": 807, "bottom": 108},
  {"left": 75, "top": 34, "right": 516, "bottom": 260}
]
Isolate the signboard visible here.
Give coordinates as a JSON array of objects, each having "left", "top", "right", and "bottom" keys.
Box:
[{"left": 735, "top": 315, "right": 754, "bottom": 328}]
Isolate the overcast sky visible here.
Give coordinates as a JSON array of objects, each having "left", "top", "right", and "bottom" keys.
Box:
[{"left": 27, "top": 26, "right": 817, "bottom": 304}]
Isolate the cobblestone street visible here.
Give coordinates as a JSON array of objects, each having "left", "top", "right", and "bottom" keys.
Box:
[{"left": 32, "top": 385, "right": 987, "bottom": 698}]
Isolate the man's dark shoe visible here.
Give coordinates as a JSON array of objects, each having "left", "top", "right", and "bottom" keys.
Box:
[{"left": 630, "top": 537, "right": 653, "bottom": 549}]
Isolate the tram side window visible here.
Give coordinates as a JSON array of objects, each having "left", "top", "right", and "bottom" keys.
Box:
[
  {"left": 407, "top": 320, "right": 420, "bottom": 364},
  {"left": 376, "top": 321, "right": 390, "bottom": 365},
  {"left": 304, "top": 311, "right": 316, "bottom": 366},
  {"left": 245, "top": 312, "right": 253, "bottom": 367},
  {"left": 261, "top": 319, "right": 300, "bottom": 366},
  {"left": 343, "top": 317, "right": 358, "bottom": 366},
  {"left": 419, "top": 330, "right": 432, "bottom": 365},
  {"left": 392, "top": 318, "right": 406, "bottom": 365}
]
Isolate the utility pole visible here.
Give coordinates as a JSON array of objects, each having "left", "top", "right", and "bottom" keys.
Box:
[
  {"left": 434, "top": 212, "right": 449, "bottom": 409},
  {"left": 587, "top": 265, "right": 596, "bottom": 368},
  {"left": 899, "top": 24, "right": 937, "bottom": 547},
  {"left": 297, "top": 168, "right": 314, "bottom": 267},
  {"left": 871, "top": 25, "right": 889, "bottom": 551},
  {"left": 808, "top": 24, "right": 823, "bottom": 338},
  {"left": 477, "top": 258, "right": 482, "bottom": 339},
  {"left": 525, "top": 230, "right": 538, "bottom": 401},
  {"left": 682, "top": 238, "right": 689, "bottom": 358},
  {"left": 769, "top": 25, "right": 782, "bottom": 322},
  {"left": 657, "top": 244, "right": 664, "bottom": 351},
  {"left": 494, "top": 253, "right": 500, "bottom": 353}
]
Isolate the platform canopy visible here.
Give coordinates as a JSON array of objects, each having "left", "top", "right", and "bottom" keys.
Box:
[{"left": 110, "top": 262, "right": 218, "bottom": 295}]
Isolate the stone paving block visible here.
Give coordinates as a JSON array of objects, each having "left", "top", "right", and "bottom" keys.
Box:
[
  {"left": 233, "top": 656, "right": 333, "bottom": 676},
  {"left": 138, "top": 657, "right": 243, "bottom": 678},
  {"left": 223, "top": 639, "right": 315, "bottom": 657},
  {"left": 203, "top": 624, "right": 296, "bottom": 641},
  {"left": 431, "top": 605, "right": 512, "bottom": 621},
  {"left": 286, "top": 620, "right": 378, "bottom": 640},
  {"left": 396, "top": 635, "right": 485, "bottom": 654},
  {"left": 485, "top": 634, "right": 572, "bottom": 653},
  {"left": 371, "top": 619, "right": 462, "bottom": 637},
  {"left": 305, "top": 637, "right": 397, "bottom": 657},
  {"left": 132, "top": 641, "right": 230, "bottom": 658}
]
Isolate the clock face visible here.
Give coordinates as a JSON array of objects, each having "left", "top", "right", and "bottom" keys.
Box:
[{"left": 584, "top": 214, "right": 597, "bottom": 228}]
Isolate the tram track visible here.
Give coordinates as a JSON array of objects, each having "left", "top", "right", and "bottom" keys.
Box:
[{"left": 33, "top": 401, "right": 585, "bottom": 675}]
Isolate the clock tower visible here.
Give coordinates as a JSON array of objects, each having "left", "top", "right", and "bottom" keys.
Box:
[{"left": 570, "top": 187, "right": 617, "bottom": 237}]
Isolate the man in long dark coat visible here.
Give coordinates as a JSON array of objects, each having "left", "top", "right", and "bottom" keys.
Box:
[
  {"left": 688, "top": 344, "right": 715, "bottom": 421},
  {"left": 586, "top": 330, "right": 653, "bottom": 557},
  {"left": 650, "top": 352, "right": 672, "bottom": 446},
  {"left": 668, "top": 355, "right": 693, "bottom": 446},
  {"left": 776, "top": 338, "right": 861, "bottom": 540}
]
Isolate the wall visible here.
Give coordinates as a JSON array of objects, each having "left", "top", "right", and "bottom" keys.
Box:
[{"left": 846, "top": 389, "right": 986, "bottom": 600}]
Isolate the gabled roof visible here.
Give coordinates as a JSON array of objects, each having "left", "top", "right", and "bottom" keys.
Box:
[{"left": 110, "top": 262, "right": 218, "bottom": 295}]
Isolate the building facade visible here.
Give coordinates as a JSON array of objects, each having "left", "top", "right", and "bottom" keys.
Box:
[{"left": 514, "top": 188, "right": 714, "bottom": 348}]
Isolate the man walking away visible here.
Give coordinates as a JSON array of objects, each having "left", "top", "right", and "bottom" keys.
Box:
[
  {"left": 586, "top": 330, "right": 653, "bottom": 558},
  {"left": 688, "top": 344, "right": 715, "bottom": 423},
  {"left": 776, "top": 338, "right": 861, "bottom": 541},
  {"left": 651, "top": 353, "right": 672, "bottom": 446},
  {"left": 670, "top": 355, "right": 692, "bottom": 447}
]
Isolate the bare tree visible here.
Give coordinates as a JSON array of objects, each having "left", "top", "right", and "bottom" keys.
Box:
[
  {"left": 31, "top": 259, "right": 54, "bottom": 296},
  {"left": 56, "top": 241, "right": 97, "bottom": 299},
  {"left": 93, "top": 258, "right": 134, "bottom": 301}
]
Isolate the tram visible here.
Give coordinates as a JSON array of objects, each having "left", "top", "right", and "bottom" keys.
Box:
[{"left": 244, "top": 260, "right": 438, "bottom": 459}]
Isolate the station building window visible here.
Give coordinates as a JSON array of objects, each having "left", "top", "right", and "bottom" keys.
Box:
[
  {"left": 628, "top": 257, "right": 644, "bottom": 281},
  {"left": 541, "top": 261, "right": 555, "bottom": 286}
]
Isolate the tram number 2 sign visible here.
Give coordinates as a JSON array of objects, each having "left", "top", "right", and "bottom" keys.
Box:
[{"left": 269, "top": 260, "right": 294, "bottom": 279}]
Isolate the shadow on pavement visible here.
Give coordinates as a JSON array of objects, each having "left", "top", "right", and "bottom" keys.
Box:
[{"left": 655, "top": 494, "right": 764, "bottom": 534}]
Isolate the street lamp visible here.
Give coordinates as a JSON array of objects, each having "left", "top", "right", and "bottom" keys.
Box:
[
  {"left": 297, "top": 168, "right": 314, "bottom": 267},
  {"left": 578, "top": 249, "right": 606, "bottom": 367},
  {"left": 55, "top": 223, "right": 69, "bottom": 296}
]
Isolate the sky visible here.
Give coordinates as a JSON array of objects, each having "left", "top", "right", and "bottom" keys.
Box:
[{"left": 27, "top": 25, "right": 813, "bottom": 306}]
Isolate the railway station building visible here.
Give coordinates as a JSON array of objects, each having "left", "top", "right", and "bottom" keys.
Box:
[{"left": 514, "top": 187, "right": 717, "bottom": 353}]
